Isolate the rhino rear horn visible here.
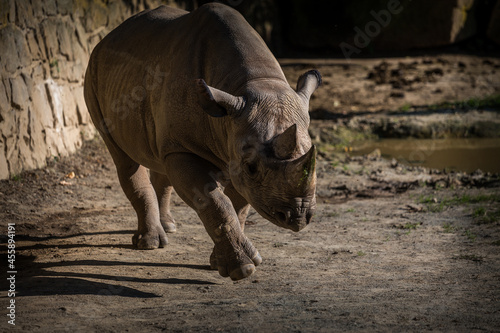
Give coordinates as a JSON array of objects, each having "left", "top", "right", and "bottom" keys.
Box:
[
  {"left": 196, "top": 79, "right": 245, "bottom": 117},
  {"left": 287, "top": 145, "right": 317, "bottom": 191},
  {"left": 273, "top": 124, "right": 298, "bottom": 160},
  {"left": 296, "top": 70, "right": 322, "bottom": 102}
]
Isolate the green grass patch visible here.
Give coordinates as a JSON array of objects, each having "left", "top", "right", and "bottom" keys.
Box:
[
  {"left": 418, "top": 194, "right": 500, "bottom": 213},
  {"left": 473, "top": 207, "right": 500, "bottom": 225},
  {"left": 316, "top": 127, "right": 377, "bottom": 157},
  {"left": 429, "top": 94, "right": 500, "bottom": 111},
  {"left": 418, "top": 195, "right": 446, "bottom": 212},
  {"left": 403, "top": 222, "right": 420, "bottom": 235},
  {"left": 442, "top": 222, "right": 457, "bottom": 233},
  {"left": 453, "top": 194, "right": 500, "bottom": 204},
  {"left": 463, "top": 229, "right": 477, "bottom": 242}
]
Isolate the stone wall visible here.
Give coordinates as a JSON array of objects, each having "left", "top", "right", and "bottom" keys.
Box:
[{"left": 0, "top": 0, "right": 186, "bottom": 179}]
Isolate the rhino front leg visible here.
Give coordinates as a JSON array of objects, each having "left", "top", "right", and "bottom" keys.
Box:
[
  {"left": 150, "top": 171, "right": 177, "bottom": 233},
  {"left": 209, "top": 185, "right": 261, "bottom": 270},
  {"left": 165, "top": 153, "right": 261, "bottom": 280},
  {"left": 225, "top": 184, "right": 251, "bottom": 231}
]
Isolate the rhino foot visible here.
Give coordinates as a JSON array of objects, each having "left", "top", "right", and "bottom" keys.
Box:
[
  {"left": 210, "top": 240, "right": 262, "bottom": 281},
  {"left": 132, "top": 226, "right": 168, "bottom": 250}
]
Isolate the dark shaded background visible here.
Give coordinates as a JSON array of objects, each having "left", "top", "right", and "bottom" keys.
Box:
[{"left": 178, "top": 0, "right": 500, "bottom": 57}]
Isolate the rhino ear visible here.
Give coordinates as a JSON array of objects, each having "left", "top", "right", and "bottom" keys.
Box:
[
  {"left": 296, "top": 70, "right": 322, "bottom": 102},
  {"left": 196, "top": 79, "right": 245, "bottom": 117}
]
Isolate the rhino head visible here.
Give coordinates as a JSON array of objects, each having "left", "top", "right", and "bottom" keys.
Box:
[{"left": 197, "top": 70, "right": 321, "bottom": 232}]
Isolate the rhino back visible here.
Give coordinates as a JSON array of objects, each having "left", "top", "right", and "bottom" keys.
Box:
[{"left": 87, "top": 3, "right": 286, "bottom": 170}]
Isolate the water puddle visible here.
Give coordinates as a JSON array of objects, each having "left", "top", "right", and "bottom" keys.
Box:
[{"left": 352, "top": 138, "right": 500, "bottom": 173}]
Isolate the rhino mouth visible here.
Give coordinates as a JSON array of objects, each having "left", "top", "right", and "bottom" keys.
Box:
[{"left": 257, "top": 200, "right": 314, "bottom": 232}]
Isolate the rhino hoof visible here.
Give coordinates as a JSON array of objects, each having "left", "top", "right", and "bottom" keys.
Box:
[
  {"left": 162, "top": 221, "right": 177, "bottom": 233},
  {"left": 209, "top": 251, "right": 218, "bottom": 270},
  {"left": 252, "top": 253, "right": 263, "bottom": 267},
  {"left": 229, "top": 264, "right": 255, "bottom": 281},
  {"left": 132, "top": 231, "right": 168, "bottom": 250},
  {"left": 209, "top": 250, "right": 262, "bottom": 271}
]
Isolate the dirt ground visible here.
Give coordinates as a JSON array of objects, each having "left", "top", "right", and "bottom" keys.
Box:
[{"left": 1, "top": 54, "right": 500, "bottom": 332}]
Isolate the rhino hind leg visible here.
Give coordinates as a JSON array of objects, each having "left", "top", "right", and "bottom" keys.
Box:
[
  {"left": 150, "top": 171, "right": 177, "bottom": 233},
  {"left": 96, "top": 130, "right": 168, "bottom": 250},
  {"left": 84, "top": 79, "right": 167, "bottom": 250},
  {"left": 115, "top": 161, "right": 168, "bottom": 249}
]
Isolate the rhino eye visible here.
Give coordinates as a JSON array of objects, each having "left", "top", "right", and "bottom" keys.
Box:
[{"left": 244, "top": 162, "right": 258, "bottom": 177}]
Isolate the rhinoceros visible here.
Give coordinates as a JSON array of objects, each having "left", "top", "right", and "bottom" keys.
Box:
[{"left": 84, "top": 3, "right": 321, "bottom": 280}]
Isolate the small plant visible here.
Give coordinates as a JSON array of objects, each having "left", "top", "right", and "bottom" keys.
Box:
[
  {"left": 357, "top": 251, "right": 366, "bottom": 257},
  {"left": 10, "top": 174, "right": 21, "bottom": 181},
  {"left": 455, "top": 254, "right": 483, "bottom": 262},
  {"left": 49, "top": 59, "right": 60, "bottom": 73},
  {"left": 403, "top": 222, "right": 419, "bottom": 230},
  {"left": 346, "top": 208, "right": 355, "bottom": 213},
  {"left": 473, "top": 207, "right": 486, "bottom": 218},
  {"left": 463, "top": 229, "right": 477, "bottom": 242},
  {"left": 418, "top": 180, "right": 428, "bottom": 187},
  {"left": 434, "top": 182, "right": 445, "bottom": 191},
  {"left": 418, "top": 195, "right": 435, "bottom": 204},
  {"left": 442, "top": 222, "right": 457, "bottom": 233},
  {"left": 400, "top": 103, "right": 411, "bottom": 112}
]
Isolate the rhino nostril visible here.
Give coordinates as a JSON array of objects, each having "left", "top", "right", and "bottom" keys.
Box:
[
  {"left": 275, "top": 211, "right": 287, "bottom": 223},
  {"left": 306, "top": 210, "right": 314, "bottom": 224}
]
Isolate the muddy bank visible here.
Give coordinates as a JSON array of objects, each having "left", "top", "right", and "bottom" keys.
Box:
[
  {"left": 281, "top": 55, "right": 500, "bottom": 114},
  {"left": 284, "top": 55, "right": 500, "bottom": 166},
  {"left": 310, "top": 109, "right": 500, "bottom": 141}
]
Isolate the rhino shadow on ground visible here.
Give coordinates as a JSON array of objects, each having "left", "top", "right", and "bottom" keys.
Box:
[{"left": 15, "top": 255, "right": 216, "bottom": 298}]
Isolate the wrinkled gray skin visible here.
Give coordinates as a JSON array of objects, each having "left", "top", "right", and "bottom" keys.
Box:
[{"left": 84, "top": 3, "right": 321, "bottom": 280}]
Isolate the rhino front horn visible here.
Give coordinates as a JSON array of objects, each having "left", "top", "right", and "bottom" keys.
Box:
[{"left": 287, "top": 145, "right": 317, "bottom": 191}]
